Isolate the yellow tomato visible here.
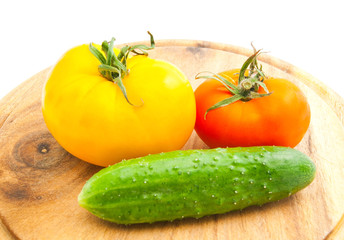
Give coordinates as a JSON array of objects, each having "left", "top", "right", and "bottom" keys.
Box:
[{"left": 42, "top": 38, "right": 196, "bottom": 167}]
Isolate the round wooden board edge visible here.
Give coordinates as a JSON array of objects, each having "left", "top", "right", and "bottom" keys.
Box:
[{"left": 1, "top": 39, "right": 344, "bottom": 239}]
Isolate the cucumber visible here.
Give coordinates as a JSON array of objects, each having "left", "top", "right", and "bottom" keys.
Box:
[{"left": 78, "top": 146, "right": 316, "bottom": 224}]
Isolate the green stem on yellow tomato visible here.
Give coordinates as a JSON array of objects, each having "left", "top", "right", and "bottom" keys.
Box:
[{"left": 89, "top": 32, "right": 155, "bottom": 105}]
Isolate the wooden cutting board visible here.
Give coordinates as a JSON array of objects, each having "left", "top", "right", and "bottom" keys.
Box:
[{"left": 0, "top": 40, "right": 344, "bottom": 240}]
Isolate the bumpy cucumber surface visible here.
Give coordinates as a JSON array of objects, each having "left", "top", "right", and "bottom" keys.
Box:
[{"left": 78, "top": 146, "right": 316, "bottom": 224}]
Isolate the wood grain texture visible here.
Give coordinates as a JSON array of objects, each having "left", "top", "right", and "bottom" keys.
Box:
[{"left": 0, "top": 40, "right": 343, "bottom": 240}]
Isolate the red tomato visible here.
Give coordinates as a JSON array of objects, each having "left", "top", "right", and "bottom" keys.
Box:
[{"left": 194, "top": 66, "right": 311, "bottom": 148}]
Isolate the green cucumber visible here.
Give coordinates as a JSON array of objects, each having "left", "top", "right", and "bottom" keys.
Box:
[{"left": 78, "top": 146, "right": 316, "bottom": 224}]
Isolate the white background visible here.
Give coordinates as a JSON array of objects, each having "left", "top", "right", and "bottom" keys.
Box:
[{"left": 1, "top": 0, "right": 344, "bottom": 100}]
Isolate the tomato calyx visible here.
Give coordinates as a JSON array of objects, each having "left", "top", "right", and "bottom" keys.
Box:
[
  {"left": 196, "top": 47, "right": 272, "bottom": 119},
  {"left": 89, "top": 31, "right": 155, "bottom": 105}
]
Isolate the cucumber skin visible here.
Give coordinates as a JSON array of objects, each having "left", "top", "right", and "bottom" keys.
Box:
[{"left": 78, "top": 146, "right": 316, "bottom": 224}]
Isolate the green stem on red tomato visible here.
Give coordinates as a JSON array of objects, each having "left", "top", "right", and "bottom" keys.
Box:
[
  {"left": 89, "top": 31, "right": 155, "bottom": 105},
  {"left": 196, "top": 47, "right": 272, "bottom": 119}
]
